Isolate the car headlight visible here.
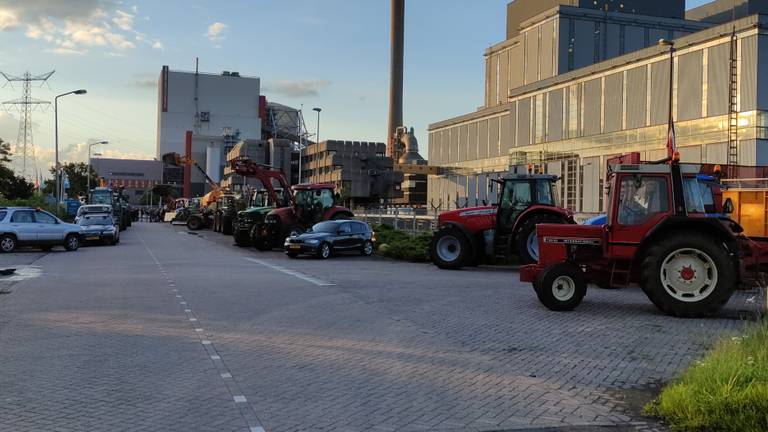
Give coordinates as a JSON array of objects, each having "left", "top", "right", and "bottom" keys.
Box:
[{"left": 304, "top": 239, "right": 319, "bottom": 245}]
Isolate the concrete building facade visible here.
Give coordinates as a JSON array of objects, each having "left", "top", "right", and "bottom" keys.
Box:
[
  {"left": 156, "top": 66, "right": 263, "bottom": 196},
  {"left": 90, "top": 157, "right": 163, "bottom": 204},
  {"left": 303, "top": 140, "right": 404, "bottom": 205},
  {"left": 428, "top": 0, "right": 768, "bottom": 214}
]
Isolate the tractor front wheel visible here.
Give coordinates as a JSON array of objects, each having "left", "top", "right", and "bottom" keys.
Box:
[
  {"left": 640, "top": 233, "right": 734, "bottom": 318},
  {"left": 514, "top": 214, "right": 568, "bottom": 265},
  {"left": 429, "top": 227, "right": 471, "bottom": 270},
  {"left": 534, "top": 262, "right": 586, "bottom": 311},
  {"left": 187, "top": 216, "right": 203, "bottom": 231}
]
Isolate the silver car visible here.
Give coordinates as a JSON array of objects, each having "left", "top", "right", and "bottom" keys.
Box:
[
  {"left": 75, "top": 204, "right": 113, "bottom": 223},
  {"left": 0, "top": 207, "right": 83, "bottom": 252}
]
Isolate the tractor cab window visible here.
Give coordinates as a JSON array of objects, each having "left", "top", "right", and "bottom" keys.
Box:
[
  {"left": 683, "top": 178, "right": 706, "bottom": 213},
  {"left": 504, "top": 181, "right": 532, "bottom": 210},
  {"left": 536, "top": 180, "right": 554, "bottom": 206},
  {"left": 617, "top": 176, "right": 669, "bottom": 225},
  {"left": 295, "top": 189, "right": 334, "bottom": 210}
]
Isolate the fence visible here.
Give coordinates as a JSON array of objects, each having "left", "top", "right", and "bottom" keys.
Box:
[{"left": 352, "top": 207, "right": 437, "bottom": 233}]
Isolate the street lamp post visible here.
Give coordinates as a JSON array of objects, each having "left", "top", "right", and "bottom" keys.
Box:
[
  {"left": 55, "top": 89, "right": 87, "bottom": 203},
  {"left": 658, "top": 39, "right": 675, "bottom": 149},
  {"left": 87, "top": 141, "right": 108, "bottom": 199},
  {"left": 313, "top": 107, "right": 322, "bottom": 145}
]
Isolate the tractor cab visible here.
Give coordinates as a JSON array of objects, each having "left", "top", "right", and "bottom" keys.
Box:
[
  {"left": 292, "top": 184, "right": 337, "bottom": 225},
  {"left": 496, "top": 175, "right": 560, "bottom": 237}
]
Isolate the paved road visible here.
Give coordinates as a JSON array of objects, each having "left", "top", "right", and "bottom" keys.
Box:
[{"left": 0, "top": 223, "right": 762, "bottom": 432}]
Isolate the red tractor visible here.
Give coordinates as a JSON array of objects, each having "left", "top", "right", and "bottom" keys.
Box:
[
  {"left": 430, "top": 174, "right": 574, "bottom": 269},
  {"left": 520, "top": 159, "right": 768, "bottom": 318},
  {"left": 255, "top": 183, "right": 354, "bottom": 250}
]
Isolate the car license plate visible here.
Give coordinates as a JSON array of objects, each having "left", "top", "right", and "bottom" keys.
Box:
[{"left": 289, "top": 244, "right": 301, "bottom": 250}]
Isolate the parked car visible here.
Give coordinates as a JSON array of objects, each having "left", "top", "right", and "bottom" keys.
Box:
[
  {"left": 0, "top": 207, "right": 83, "bottom": 252},
  {"left": 75, "top": 204, "right": 113, "bottom": 223},
  {"left": 284, "top": 220, "right": 374, "bottom": 259},
  {"left": 78, "top": 214, "right": 120, "bottom": 245}
]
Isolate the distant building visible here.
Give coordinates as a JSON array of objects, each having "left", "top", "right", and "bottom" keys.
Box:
[
  {"left": 156, "top": 66, "right": 264, "bottom": 196},
  {"left": 428, "top": 0, "right": 768, "bottom": 213},
  {"left": 302, "top": 140, "right": 404, "bottom": 206},
  {"left": 90, "top": 157, "right": 163, "bottom": 204}
]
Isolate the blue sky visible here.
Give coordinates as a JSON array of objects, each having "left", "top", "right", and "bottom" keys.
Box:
[{"left": 0, "top": 0, "right": 714, "bottom": 174}]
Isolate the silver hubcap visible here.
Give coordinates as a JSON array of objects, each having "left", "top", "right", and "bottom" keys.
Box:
[
  {"left": 436, "top": 235, "right": 460, "bottom": 262},
  {"left": 364, "top": 242, "right": 373, "bottom": 255},
  {"left": 660, "top": 248, "right": 718, "bottom": 302},
  {"left": 527, "top": 231, "right": 539, "bottom": 261},
  {"left": 552, "top": 276, "right": 576, "bottom": 301},
  {"left": 321, "top": 244, "right": 330, "bottom": 258},
  {"left": 68, "top": 237, "right": 78, "bottom": 249},
  {"left": 1, "top": 237, "right": 14, "bottom": 251}
]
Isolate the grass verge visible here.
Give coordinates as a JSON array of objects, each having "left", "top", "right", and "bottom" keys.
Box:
[
  {"left": 372, "top": 224, "right": 432, "bottom": 262},
  {"left": 643, "top": 319, "right": 768, "bottom": 432}
]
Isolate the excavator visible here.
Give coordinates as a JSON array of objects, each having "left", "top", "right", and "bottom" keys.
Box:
[{"left": 161, "top": 152, "right": 224, "bottom": 231}]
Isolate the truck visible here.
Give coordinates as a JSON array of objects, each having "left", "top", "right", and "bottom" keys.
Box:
[{"left": 89, "top": 187, "right": 130, "bottom": 231}]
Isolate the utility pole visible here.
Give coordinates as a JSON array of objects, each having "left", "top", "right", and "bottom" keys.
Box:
[{"left": 1, "top": 70, "right": 55, "bottom": 179}]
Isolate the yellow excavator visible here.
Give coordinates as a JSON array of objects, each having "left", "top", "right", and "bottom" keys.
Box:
[{"left": 162, "top": 152, "right": 225, "bottom": 230}]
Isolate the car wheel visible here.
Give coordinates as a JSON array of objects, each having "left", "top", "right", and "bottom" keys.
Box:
[
  {"left": 361, "top": 240, "right": 374, "bottom": 256},
  {"left": 317, "top": 242, "right": 331, "bottom": 259},
  {"left": 64, "top": 234, "right": 80, "bottom": 251},
  {"left": 0, "top": 235, "right": 16, "bottom": 253}
]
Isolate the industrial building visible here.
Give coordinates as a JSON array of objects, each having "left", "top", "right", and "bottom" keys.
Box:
[
  {"left": 427, "top": 0, "right": 768, "bottom": 214},
  {"left": 302, "top": 140, "right": 403, "bottom": 206},
  {"left": 90, "top": 157, "right": 163, "bottom": 204}
]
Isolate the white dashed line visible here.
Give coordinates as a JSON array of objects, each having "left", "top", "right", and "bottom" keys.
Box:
[
  {"left": 221, "top": 373, "right": 232, "bottom": 378},
  {"left": 195, "top": 328, "right": 203, "bottom": 332},
  {"left": 250, "top": 428, "right": 266, "bottom": 432},
  {"left": 202, "top": 340, "right": 212, "bottom": 345},
  {"left": 211, "top": 355, "right": 221, "bottom": 360},
  {"left": 189, "top": 318, "right": 198, "bottom": 322},
  {"left": 244, "top": 257, "right": 335, "bottom": 286},
  {"left": 233, "top": 395, "right": 247, "bottom": 403},
  {"left": 184, "top": 309, "right": 192, "bottom": 313}
]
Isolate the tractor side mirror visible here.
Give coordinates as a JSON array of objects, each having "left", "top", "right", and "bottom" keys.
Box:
[{"left": 723, "top": 198, "right": 734, "bottom": 215}]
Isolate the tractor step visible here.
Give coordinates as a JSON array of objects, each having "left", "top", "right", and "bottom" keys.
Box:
[{"left": 609, "top": 260, "right": 633, "bottom": 288}]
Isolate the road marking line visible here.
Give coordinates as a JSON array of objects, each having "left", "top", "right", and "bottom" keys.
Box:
[
  {"left": 195, "top": 328, "right": 203, "bottom": 332},
  {"left": 202, "top": 340, "right": 212, "bottom": 345},
  {"left": 221, "top": 373, "right": 232, "bottom": 378},
  {"left": 250, "top": 428, "right": 266, "bottom": 432},
  {"left": 189, "top": 318, "right": 198, "bottom": 322},
  {"left": 184, "top": 309, "right": 192, "bottom": 313},
  {"left": 234, "top": 395, "right": 247, "bottom": 403},
  {"left": 211, "top": 355, "right": 221, "bottom": 360},
  {"left": 244, "top": 257, "right": 335, "bottom": 286},
  {"left": 180, "top": 301, "right": 186, "bottom": 305}
]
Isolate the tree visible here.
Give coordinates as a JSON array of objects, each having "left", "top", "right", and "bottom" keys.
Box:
[
  {"left": 0, "top": 139, "right": 35, "bottom": 200},
  {"left": 0, "top": 139, "right": 11, "bottom": 166},
  {"left": 140, "top": 184, "right": 179, "bottom": 205},
  {"left": 46, "top": 162, "right": 98, "bottom": 198}
]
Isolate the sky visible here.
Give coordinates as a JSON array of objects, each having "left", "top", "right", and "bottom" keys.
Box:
[{"left": 0, "top": 0, "right": 714, "bottom": 178}]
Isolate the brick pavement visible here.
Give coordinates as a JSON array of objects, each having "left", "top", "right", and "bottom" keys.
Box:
[{"left": 0, "top": 222, "right": 762, "bottom": 432}]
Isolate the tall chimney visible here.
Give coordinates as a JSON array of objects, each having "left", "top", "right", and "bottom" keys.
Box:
[{"left": 387, "top": 0, "right": 405, "bottom": 159}]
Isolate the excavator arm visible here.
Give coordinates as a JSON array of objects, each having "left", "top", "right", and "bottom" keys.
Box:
[
  {"left": 229, "top": 156, "right": 294, "bottom": 207},
  {"left": 162, "top": 152, "right": 222, "bottom": 206}
]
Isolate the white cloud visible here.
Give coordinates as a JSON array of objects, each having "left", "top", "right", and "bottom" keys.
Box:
[
  {"left": 112, "top": 10, "right": 133, "bottom": 31},
  {"left": 151, "top": 40, "right": 163, "bottom": 50},
  {"left": 46, "top": 47, "right": 85, "bottom": 55},
  {"left": 206, "top": 22, "right": 227, "bottom": 44},
  {"left": 1, "top": 1, "right": 157, "bottom": 54},
  {"left": 264, "top": 80, "right": 332, "bottom": 98},
  {"left": 0, "top": 9, "right": 18, "bottom": 30}
]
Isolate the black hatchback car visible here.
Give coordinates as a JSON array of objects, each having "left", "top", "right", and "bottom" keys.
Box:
[{"left": 284, "top": 220, "right": 374, "bottom": 259}]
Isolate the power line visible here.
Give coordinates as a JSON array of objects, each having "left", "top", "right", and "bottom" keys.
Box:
[{"left": 1, "top": 70, "right": 55, "bottom": 179}]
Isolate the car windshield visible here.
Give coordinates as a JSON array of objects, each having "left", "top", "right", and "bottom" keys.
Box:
[
  {"left": 311, "top": 221, "right": 340, "bottom": 233},
  {"left": 79, "top": 216, "right": 113, "bottom": 226}
]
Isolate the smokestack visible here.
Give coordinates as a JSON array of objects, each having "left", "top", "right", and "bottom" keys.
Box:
[{"left": 387, "top": 0, "right": 404, "bottom": 159}]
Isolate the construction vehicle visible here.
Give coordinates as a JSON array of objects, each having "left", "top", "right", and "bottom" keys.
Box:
[
  {"left": 212, "top": 194, "right": 242, "bottom": 235},
  {"left": 89, "top": 186, "right": 130, "bottom": 231},
  {"left": 429, "top": 173, "right": 574, "bottom": 269},
  {"left": 161, "top": 153, "right": 223, "bottom": 231},
  {"left": 228, "top": 156, "right": 294, "bottom": 247},
  {"left": 258, "top": 184, "right": 355, "bottom": 250},
  {"left": 520, "top": 153, "right": 768, "bottom": 318}
]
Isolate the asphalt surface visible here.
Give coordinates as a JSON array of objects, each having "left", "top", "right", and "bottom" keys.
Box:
[{"left": 0, "top": 222, "right": 763, "bottom": 432}]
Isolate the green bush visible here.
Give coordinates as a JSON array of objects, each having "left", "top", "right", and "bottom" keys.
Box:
[
  {"left": 644, "top": 319, "right": 768, "bottom": 432},
  {"left": 371, "top": 224, "right": 432, "bottom": 262}
]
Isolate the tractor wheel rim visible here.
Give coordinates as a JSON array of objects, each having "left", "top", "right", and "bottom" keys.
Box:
[
  {"left": 1, "top": 238, "right": 14, "bottom": 251},
  {"left": 364, "top": 242, "right": 373, "bottom": 255},
  {"left": 660, "top": 248, "right": 718, "bottom": 302},
  {"left": 436, "top": 235, "right": 460, "bottom": 262},
  {"left": 527, "top": 230, "right": 539, "bottom": 261},
  {"left": 552, "top": 275, "right": 576, "bottom": 301},
  {"left": 321, "top": 244, "right": 330, "bottom": 258}
]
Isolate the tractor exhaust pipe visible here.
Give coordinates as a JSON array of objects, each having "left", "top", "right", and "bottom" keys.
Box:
[{"left": 387, "top": 0, "right": 404, "bottom": 159}]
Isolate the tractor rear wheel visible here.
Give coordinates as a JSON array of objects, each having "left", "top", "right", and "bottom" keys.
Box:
[
  {"left": 534, "top": 262, "right": 586, "bottom": 311},
  {"left": 514, "top": 214, "right": 568, "bottom": 265},
  {"left": 429, "top": 227, "right": 471, "bottom": 270},
  {"left": 187, "top": 216, "right": 202, "bottom": 231},
  {"left": 234, "top": 231, "right": 250, "bottom": 247},
  {"left": 640, "top": 233, "right": 735, "bottom": 318}
]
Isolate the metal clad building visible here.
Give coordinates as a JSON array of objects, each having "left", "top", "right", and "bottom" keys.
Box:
[{"left": 428, "top": 0, "right": 768, "bottom": 215}]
